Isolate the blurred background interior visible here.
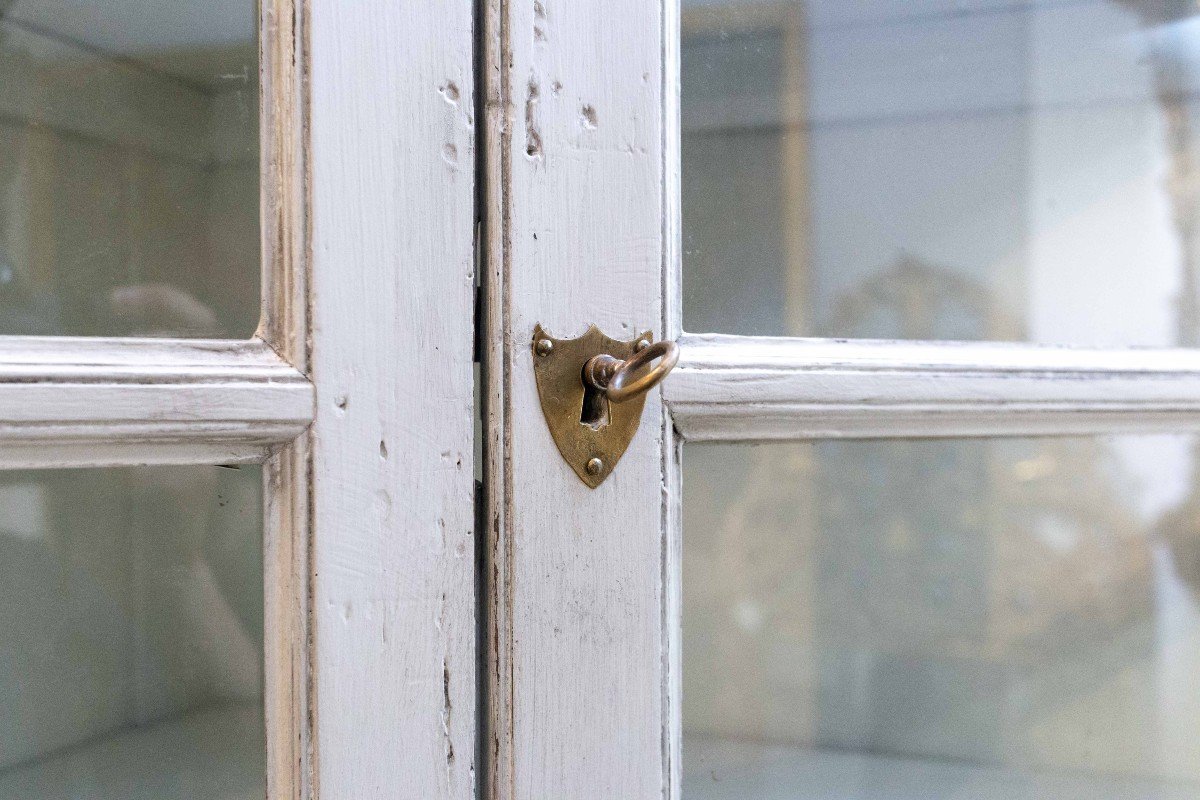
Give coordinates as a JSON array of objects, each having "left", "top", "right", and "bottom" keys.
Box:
[
  {"left": 0, "top": 1, "right": 263, "bottom": 798},
  {"left": 0, "top": 0, "right": 259, "bottom": 338},
  {"left": 682, "top": 0, "right": 1200, "bottom": 797}
]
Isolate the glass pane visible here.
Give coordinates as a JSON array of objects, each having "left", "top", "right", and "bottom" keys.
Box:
[
  {"left": 0, "top": 1, "right": 259, "bottom": 337},
  {"left": 684, "top": 436, "right": 1200, "bottom": 798},
  {"left": 683, "top": 1, "right": 1200, "bottom": 346},
  {"left": 0, "top": 465, "right": 264, "bottom": 798}
]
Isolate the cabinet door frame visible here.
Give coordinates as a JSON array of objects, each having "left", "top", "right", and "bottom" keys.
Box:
[
  {"left": 482, "top": 0, "right": 682, "bottom": 796},
  {"left": 0, "top": 2, "right": 478, "bottom": 797},
  {"left": 481, "top": 1, "right": 1200, "bottom": 798}
]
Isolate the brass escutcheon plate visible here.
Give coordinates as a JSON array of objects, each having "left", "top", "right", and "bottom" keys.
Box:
[{"left": 532, "top": 324, "right": 652, "bottom": 488}]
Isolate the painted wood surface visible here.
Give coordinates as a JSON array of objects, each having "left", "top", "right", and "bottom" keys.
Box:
[
  {"left": 668, "top": 334, "right": 1200, "bottom": 440},
  {"left": 482, "top": 0, "right": 676, "bottom": 796},
  {"left": 0, "top": 336, "right": 311, "bottom": 468},
  {"left": 306, "top": 2, "right": 476, "bottom": 798},
  {"left": 477, "top": 2, "right": 1200, "bottom": 798},
  {"left": 259, "top": 2, "right": 313, "bottom": 797},
  {"left": 0, "top": 1, "right": 477, "bottom": 796}
]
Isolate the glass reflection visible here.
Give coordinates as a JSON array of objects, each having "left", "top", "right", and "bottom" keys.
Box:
[
  {"left": 684, "top": 436, "right": 1200, "bottom": 798},
  {"left": 0, "top": 1, "right": 259, "bottom": 337},
  {"left": 683, "top": 0, "right": 1200, "bottom": 346},
  {"left": 0, "top": 466, "right": 264, "bottom": 799}
]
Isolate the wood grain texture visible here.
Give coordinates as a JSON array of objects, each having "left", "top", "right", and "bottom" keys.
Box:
[
  {"left": 0, "top": 337, "right": 311, "bottom": 468},
  {"left": 259, "top": 2, "right": 314, "bottom": 797},
  {"left": 260, "top": 0, "right": 309, "bottom": 375},
  {"left": 483, "top": 0, "right": 674, "bottom": 796},
  {"left": 668, "top": 334, "right": 1200, "bottom": 440},
  {"left": 307, "top": 2, "right": 476, "bottom": 798}
]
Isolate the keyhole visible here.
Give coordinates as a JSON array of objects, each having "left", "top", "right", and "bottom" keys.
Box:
[{"left": 580, "top": 382, "right": 610, "bottom": 429}]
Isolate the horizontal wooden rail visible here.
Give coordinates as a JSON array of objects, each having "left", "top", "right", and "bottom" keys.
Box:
[
  {"left": 0, "top": 336, "right": 314, "bottom": 468},
  {"left": 666, "top": 334, "right": 1200, "bottom": 441}
]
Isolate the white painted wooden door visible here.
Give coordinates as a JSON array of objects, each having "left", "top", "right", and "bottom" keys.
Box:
[
  {"left": 484, "top": 1, "right": 1200, "bottom": 798},
  {"left": 0, "top": 2, "right": 475, "bottom": 798}
]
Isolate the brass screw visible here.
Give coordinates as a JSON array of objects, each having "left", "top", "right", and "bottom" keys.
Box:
[
  {"left": 586, "top": 457, "right": 603, "bottom": 475},
  {"left": 536, "top": 338, "right": 554, "bottom": 356},
  {"left": 636, "top": 338, "right": 650, "bottom": 351}
]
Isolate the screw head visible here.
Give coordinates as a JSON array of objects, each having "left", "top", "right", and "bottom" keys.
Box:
[
  {"left": 636, "top": 338, "right": 651, "bottom": 351},
  {"left": 535, "top": 338, "right": 554, "bottom": 356},
  {"left": 585, "top": 457, "right": 603, "bottom": 475}
]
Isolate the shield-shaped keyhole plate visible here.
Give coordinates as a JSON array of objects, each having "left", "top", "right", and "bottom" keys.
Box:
[{"left": 532, "top": 324, "right": 652, "bottom": 488}]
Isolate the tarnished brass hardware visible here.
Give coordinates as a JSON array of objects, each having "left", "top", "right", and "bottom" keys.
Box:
[
  {"left": 584, "top": 340, "right": 679, "bottom": 403},
  {"left": 532, "top": 324, "right": 676, "bottom": 488},
  {"left": 581, "top": 353, "right": 624, "bottom": 397}
]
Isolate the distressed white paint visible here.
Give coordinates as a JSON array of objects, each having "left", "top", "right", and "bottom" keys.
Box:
[
  {"left": 668, "top": 334, "right": 1200, "bottom": 440},
  {"left": 0, "top": 336, "right": 311, "bottom": 468},
  {"left": 0, "top": 1, "right": 478, "bottom": 798},
  {"left": 481, "top": 2, "right": 1200, "bottom": 796},
  {"left": 259, "top": 2, "right": 314, "bottom": 797},
  {"left": 482, "top": 0, "right": 676, "bottom": 796},
  {"left": 306, "top": 1, "right": 476, "bottom": 798}
]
